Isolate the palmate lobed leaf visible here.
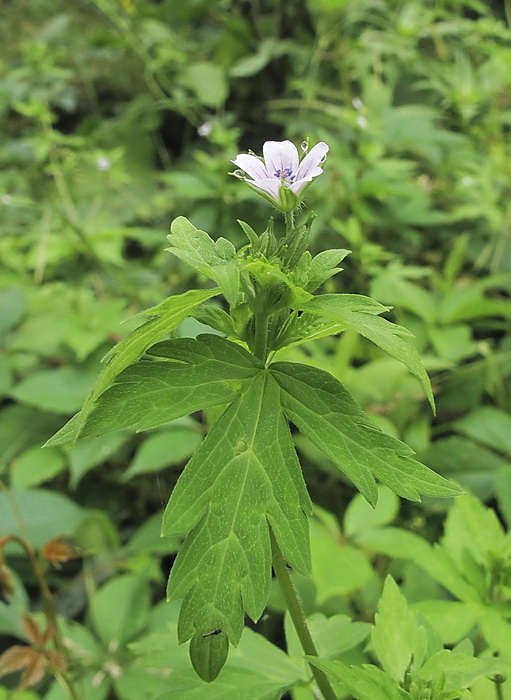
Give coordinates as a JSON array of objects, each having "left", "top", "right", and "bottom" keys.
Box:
[
  {"left": 298, "top": 293, "right": 436, "bottom": 411},
  {"left": 45, "top": 289, "right": 220, "bottom": 446},
  {"left": 167, "top": 218, "right": 241, "bottom": 306},
  {"left": 65, "top": 335, "right": 261, "bottom": 437},
  {"left": 162, "top": 370, "right": 312, "bottom": 650},
  {"left": 271, "top": 362, "right": 460, "bottom": 506}
]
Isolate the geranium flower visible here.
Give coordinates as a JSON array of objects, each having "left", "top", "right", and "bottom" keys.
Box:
[{"left": 231, "top": 140, "right": 328, "bottom": 212}]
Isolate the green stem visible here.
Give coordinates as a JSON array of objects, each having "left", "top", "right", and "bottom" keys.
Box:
[
  {"left": 270, "top": 530, "right": 338, "bottom": 700},
  {"left": 253, "top": 312, "right": 269, "bottom": 363},
  {"left": 284, "top": 210, "right": 295, "bottom": 235},
  {"left": 494, "top": 676, "right": 505, "bottom": 700}
]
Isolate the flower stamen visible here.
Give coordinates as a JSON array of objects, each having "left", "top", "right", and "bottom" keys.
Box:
[{"left": 274, "top": 168, "right": 295, "bottom": 182}]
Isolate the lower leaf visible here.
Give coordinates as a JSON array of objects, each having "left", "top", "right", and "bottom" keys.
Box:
[{"left": 162, "top": 370, "right": 312, "bottom": 666}]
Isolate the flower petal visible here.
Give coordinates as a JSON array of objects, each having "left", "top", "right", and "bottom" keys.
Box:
[
  {"left": 295, "top": 142, "right": 329, "bottom": 181},
  {"left": 231, "top": 154, "right": 269, "bottom": 180},
  {"left": 248, "top": 178, "right": 282, "bottom": 200},
  {"left": 290, "top": 176, "right": 314, "bottom": 195},
  {"left": 263, "top": 141, "right": 299, "bottom": 178}
]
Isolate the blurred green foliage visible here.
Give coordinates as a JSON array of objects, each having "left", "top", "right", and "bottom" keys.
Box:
[{"left": 1, "top": 0, "right": 511, "bottom": 697}]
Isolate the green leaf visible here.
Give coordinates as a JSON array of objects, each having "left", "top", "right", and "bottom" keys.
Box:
[
  {"left": 163, "top": 371, "right": 312, "bottom": 651},
  {"left": 72, "top": 335, "right": 260, "bottom": 438},
  {"left": 10, "top": 446, "right": 66, "bottom": 488},
  {"left": 89, "top": 573, "right": 151, "bottom": 648},
  {"left": 180, "top": 62, "right": 228, "bottom": 107},
  {"left": 45, "top": 289, "right": 220, "bottom": 446},
  {"left": 305, "top": 657, "right": 408, "bottom": 700},
  {"left": 285, "top": 612, "right": 370, "bottom": 662},
  {"left": 420, "top": 646, "right": 502, "bottom": 691},
  {"left": 344, "top": 486, "right": 400, "bottom": 537},
  {"left": 0, "top": 489, "right": 85, "bottom": 548},
  {"left": 310, "top": 515, "right": 372, "bottom": 602},
  {"left": 123, "top": 424, "right": 202, "bottom": 480},
  {"left": 0, "top": 287, "right": 26, "bottom": 335},
  {"left": 453, "top": 406, "right": 511, "bottom": 455},
  {"left": 167, "top": 218, "right": 240, "bottom": 305},
  {"left": 10, "top": 366, "right": 96, "bottom": 414},
  {"left": 190, "top": 630, "right": 229, "bottom": 682},
  {"left": 422, "top": 436, "right": 505, "bottom": 502},
  {"left": 371, "top": 576, "right": 422, "bottom": 683},
  {"left": 291, "top": 249, "right": 350, "bottom": 293},
  {"left": 271, "top": 362, "right": 460, "bottom": 505},
  {"left": 69, "top": 431, "right": 129, "bottom": 487},
  {"left": 355, "top": 527, "right": 480, "bottom": 603},
  {"left": 298, "top": 294, "right": 435, "bottom": 411},
  {"left": 133, "top": 609, "right": 307, "bottom": 696},
  {"left": 411, "top": 601, "right": 480, "bottom": 645}
]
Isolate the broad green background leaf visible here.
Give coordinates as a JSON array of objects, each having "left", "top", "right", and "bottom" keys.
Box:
[
  {"left": 132, "top": 602, "right": 307, "bottom": 699},
  {"left": 422, "top": 435, "right": 506, "bottom": 502},
  {"left": 73, "top": 334, "right": 260, "bottom": 438},
  {"left": 298, "top": 293, "right": 435, "bottom": 410},
  {"left": 0, "top": 287, "right": 27, "bottom": 335},
  {"left": 90, "top": 573, "right": 152, "bottom": 648},
  {"left": 163, "top": 371, "right": 312, "bottom": 647},
  {"left": 285, "top": 612, "right": 370, "bottom": 664},
  {"left": 453, "top": 406, "right": 511, "bottom": 455},
  {"left": 10, "top": 366, "right": 96, "bottom": 414},
  {"left": 122, "top": 423, "right": 202, "bottom": 480},
  {"left": 180, "top": 63, "right": 228, "bottom": 107},
  {"left": 10, "top": 445, "right": 66, "bottom": 488},
  {"left": 69, "top": 430, "right": 130, "bottom": 486},
  {"left": 411, "top": 600, "right": 481, "bottom": 645},
  {"left": 344, "top": 485, "right": 399, "bottom": 537},
  {"left": 0, "top": 569, "right": 29, "bottom": 637},
  {"left": 46, "top": 288, "right": 219, "bottom": 445},
  {"left": 309, "top": 515, "right": 373, "bottom": 603},
  {"left": 354, "top": 526, "right": 480, "bottom": 603},
  {"left": 271, "top": 362, "right": 460, "bottom": 505},
  {"left": 0, "top": 489, "right": 86, "bottom": 547}
]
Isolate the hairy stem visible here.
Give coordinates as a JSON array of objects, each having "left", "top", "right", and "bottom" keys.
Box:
[
  {"left": 284, "top": 210, "right": 295, "bottom": 235},
  {"left": 270, "top": 530, "right": 338, "bottom": 700}
]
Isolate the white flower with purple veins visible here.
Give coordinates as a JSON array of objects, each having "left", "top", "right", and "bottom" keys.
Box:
[{"left": 231, "top": 140, "right": 329, "bottom": 212}]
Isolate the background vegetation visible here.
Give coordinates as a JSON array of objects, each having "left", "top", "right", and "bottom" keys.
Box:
[{"left": 1, "top": 0, "right": 511, "bottom": 698}]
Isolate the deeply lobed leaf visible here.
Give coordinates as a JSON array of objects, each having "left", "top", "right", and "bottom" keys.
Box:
[
  {"left": 74, "top": 335, "right": 262, "bottom": 437},
  {"left": 162, "top": 370, "right": 312, "bottom": 647},
  {"left": 271, "top": 362, "right": 461, "bottom": 506},
  {"left": 298, "top": 293, "right": 436, "bottom": 411},
  {"left": 45, "top": 289, "right": 220, "bottom": 446}
]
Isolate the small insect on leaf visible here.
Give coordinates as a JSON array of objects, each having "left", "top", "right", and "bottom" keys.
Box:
[{"left": 190, "top": 629, "right": 229, "bottom": 682}]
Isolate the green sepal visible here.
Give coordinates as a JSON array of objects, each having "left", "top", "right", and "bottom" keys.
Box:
[
  {"left": 237, "top": 219, "right": 258, "bottom": 246},
  {"left": 243, "top": 258, "right": 312, "bottom": 315},
  {"left": 189, "top": 630, "right": 229, "bottom": 682},
  {"left": 278, "top": 183, "right": 300, "bottom": 212}
]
